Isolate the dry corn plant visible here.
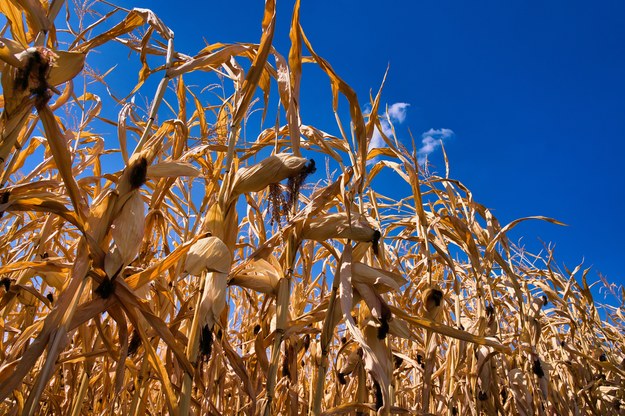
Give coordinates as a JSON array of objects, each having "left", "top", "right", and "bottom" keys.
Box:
[{"left": 1, "top": 1, "right": 624, "bottom": 415}]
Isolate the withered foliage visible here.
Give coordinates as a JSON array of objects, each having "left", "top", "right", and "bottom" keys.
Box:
[{"left": 0, "top": 1, "right": 624, "bottom": 416}]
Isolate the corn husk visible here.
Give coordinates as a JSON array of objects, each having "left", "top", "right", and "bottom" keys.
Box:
[
  {"left": 184, "top": 236, "right": 232, "bottom": 276},
  {"left": 199, "top": 271, "right": 228, "bottom": 329},
  {"left": 475, "top": 345, "right": 492, "bottom": 400},
  {"left": 302, "top": 212, "right": 376, "bottom": 242},
  {"left": 111, "top": 190, "right": 145, "bottom": 265},
  {"left": 337, "top": 346, "right": 362, "bottom": 382},
  {"left": 103, "top": 246, "right": 123, "bottom": 279},
  {"left": 422, "top": 286, "right": 444, "bottom": 321},
  {"left": 229, "top": 258, "right": 280, "bottom": 294},
  {"left": 146, "top": 161, "right": 201, "bottom": 178},
  {"left": 231, "top": 153, "right": 309, "bottom": 196},
  {"left": 508, "top": 368, "right": 533, "bottom": 416},
  {"left": 363, "top": 316, "right": 392, "bottom": 414},
  {"left": 352, "top": 262, "right": 406, "bottom": 293}
]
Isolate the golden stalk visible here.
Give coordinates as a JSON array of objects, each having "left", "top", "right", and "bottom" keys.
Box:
[
  {"left": 263, "top": 271, "right": 292, "bottom": 416},
  {"left": 178, "top": 270, "right": 207, "bottom": 415},
  {"left": 134, "top": 37, "right": 175, "bottom": 155},
  {"left": 311, "top": 266, "right": 341, "bottom": 416}
]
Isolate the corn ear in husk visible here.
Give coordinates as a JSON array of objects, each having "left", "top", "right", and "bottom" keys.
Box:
[
  {"left": 337, "top": 346, "right": 362, "bottom": 384},
  {"left": 352, "top": 262, "right": 406, "bottom": 293},
  {"left": 230, "top": 153, "right": 310, "bottom": 196},
  {"left": 229, "top": 258, "right": 280, "bottom": 295},
  {"left": 199, "top": 271, "right": 228, "bottom": 330},
  {"left": 302, "top": 212, "right": 377, "bottom": 243},
  {"left": 184, "top": 236, "right": 232, "bottom": 276},
  {"left": 508, "top": 368, "right": 533, "bottom": 416},
  {"left": 422, "top": 286, "right": 444, "bottom": 321},
  {"left": 111, "top": 190, "right": 145, "bottom": 265},
  {"left": 147, "top": 161, "right": 201, "bottom": 178}
]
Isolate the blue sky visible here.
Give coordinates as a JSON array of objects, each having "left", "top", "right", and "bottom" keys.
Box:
[
  {"left": 7, "top": 1, "right": 625, "bottom": 295},
  {"left": 135, "top": 0, "right": 624, "bottom": 292}
]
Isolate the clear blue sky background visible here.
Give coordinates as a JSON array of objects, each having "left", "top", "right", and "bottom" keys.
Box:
[
  {"left": 137, "top": 0, "right": 625, "bottom": 292},
  {"left": 13, "top": 1, "right": 625, "bottom": 295}
]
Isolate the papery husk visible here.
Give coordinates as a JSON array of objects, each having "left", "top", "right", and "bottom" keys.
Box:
[
  {"left": 103, "top": 246, "right": 123, "bottom": 279},
  {"left": 199, "top": 271, "right": 228, "bottom": 329},
  {"left": 231, "top": 153, "right": 309, "bottom": 196},
  {"left": 229, "top": 258, "right": 280, "bottom": 294},
  {"left": 422, "top": 286, "right": 444, "bottom": 321},
  {"left": 352, "top": 262, "right": 406, "bottom": 293},
  {"left": 363, "top": 317, "right": 393, "bottom": 414},
  {"left": 147, "top": 161, "right": 201, "bottom": 178},
  {"left": 111, "top": 190, "right": 145, "bottom": 265},
  {"left": 184, "top": 236, "right": 232, "bottom": 276},
  {"left": 475, "top": 345, "right": 492, "bottom": 399},
  {"left": 302, "top": 212, "right": 376, "bottom": 243},
  {"left": 508, "top": 368, "right": 533, "bottom": 416},
  {"left": 47, "top": 51, "right": 86, "bottom": 87},
  {"left": 338, "top": 246, "right": 391, "bottom": 415},
  {"left": 337, "top": 346, "right": 362, "bottom": 382},
  {"left": 354, "top": 282, "right": 391, "bottom": 338},
  {"left": 387, "top": 318, "right": 413, "bottom": 340},
  {"left": 17, "top": 287, "right": 37, "bottom": 307}
]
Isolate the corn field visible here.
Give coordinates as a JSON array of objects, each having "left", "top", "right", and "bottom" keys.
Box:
[{"left": 1, "top": 1, "right": 624, "bottom": 415}]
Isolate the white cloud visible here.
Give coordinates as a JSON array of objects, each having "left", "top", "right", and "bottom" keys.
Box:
[
  {"left": 418, "top": 128, "right": 454, "bottom": 164},
  {"left": 387, "top": 102, "right": 409, "bottom": 123},
  {"left": 369, "top": 127, "right": 386, "bottom": 150},
  {"left": 365, "top": 104, "right": 454, "bottom": 166},
  {"left": 368, "top": 102, "right": 410, "bottom": 151}
]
